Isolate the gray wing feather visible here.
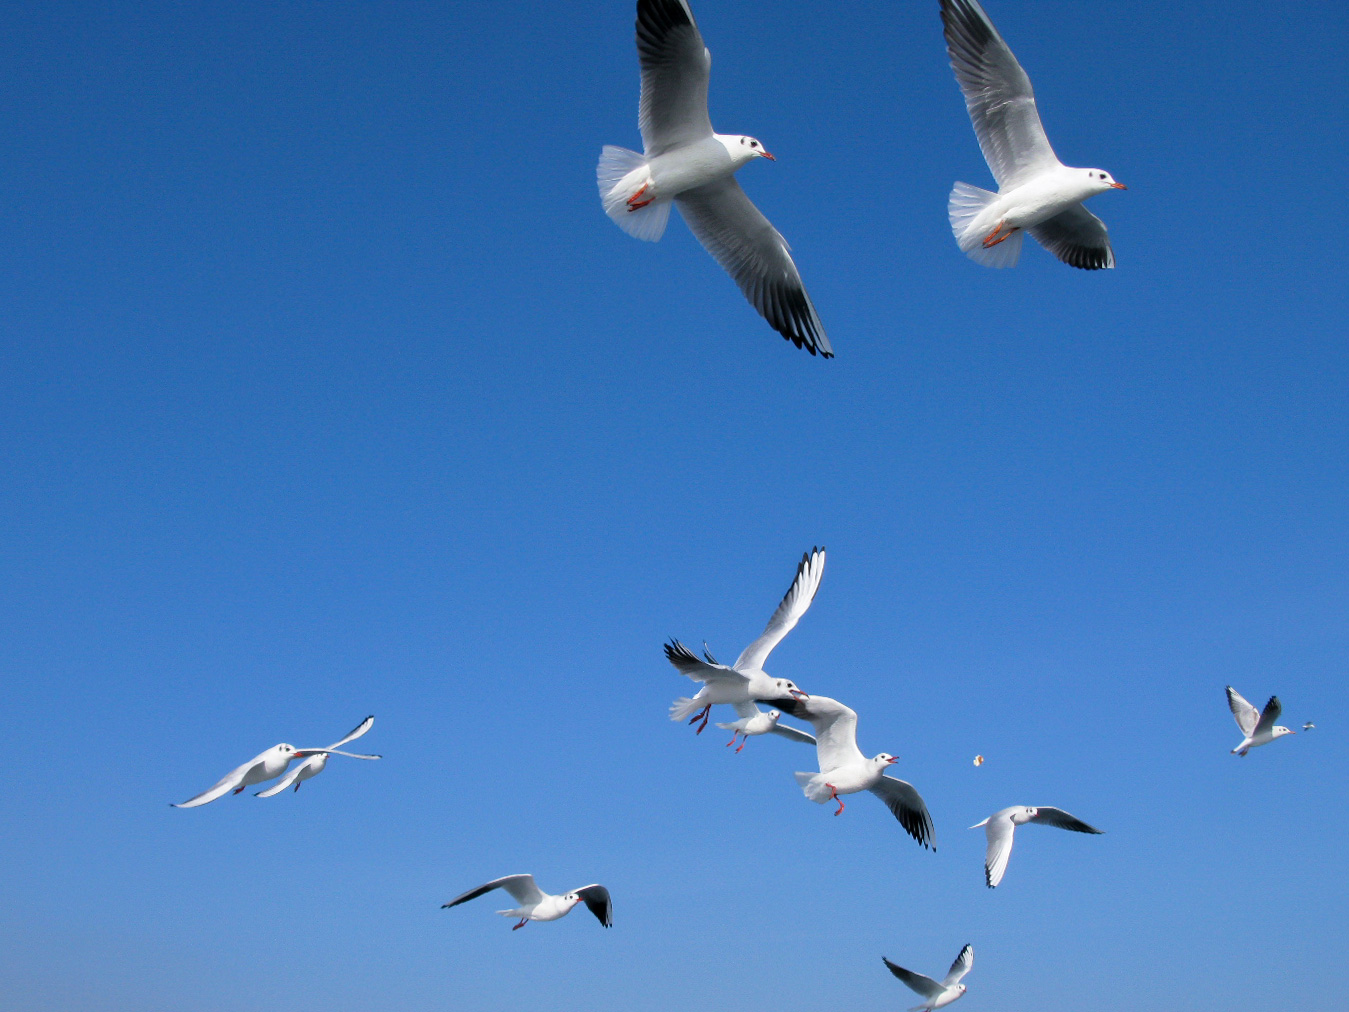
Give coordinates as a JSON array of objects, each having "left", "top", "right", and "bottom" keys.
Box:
[
  {"left": 869, "top": 775, "right": 937, "bottom": 851},
  {"left": 735, "top": 548, "right": 826, "bottom": 670},
  {"left": 441, "top": 874, "right": 542, "bottom": 909},
  {"left": 675, "top": 178, "right": 832, "bottom": 357},
  {"left": 882, "top": 958, "right": 944, "bottom": 1000},
  {"left": 942, "top": 944, "right": 974, "bottom": 987},
  {"left": 1028, "top": 204, "right": 1114, "bottom": 270},
  {"left": 665, "top": 639, "right": 747, "bottom": 685},
  {"left": 327, "top": 715, "right": 375, "bottom": 750},
  {"left": 1253, "top": 696, "right": 1283, "bottom": 736},
  {"left": 941, "top": 0, "right": 1059, "bottom": 189},
  {"left": 573, "top": 884, "right": 613, "bottom": 927},
  {"left": 768, "top": 722, "right": 817, "bottom": 746},
  {"left": 1227, "top": 687, "right": 1259, "bottom": 736},
  {"left": 637, "top": 0, "right": 713, "bottom": 156},
  {"left": 1030, "top": 807, "right": 1103, "bottom": 835}
]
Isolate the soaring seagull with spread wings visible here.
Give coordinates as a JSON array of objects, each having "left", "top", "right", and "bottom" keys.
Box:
[
  {"left": 1226, "top": 687, "right": 1295, "bottom": 756},
  {"left": 883, "top": 944, "right": 973, "bottom": 1011},
  {"left": 441, "top": 875, "right": 612, "bottom": 931},
  {"left": 598, "top": 0, "right": 831, "bottom": 355},
  {"left": 255, "top": 716, "right": 381, "bottom": 797},
  {"left": 970, "top": 805, "right": 1102, "bottom": 888}
]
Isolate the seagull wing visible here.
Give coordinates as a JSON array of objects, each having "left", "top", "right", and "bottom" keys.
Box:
[
  {"left": 327, "top": 715, "right": 374, "bottom": 750},
  {"left": 1253, "top": 696, "right": 1283, "bottom": 736},
  {"left": 637, "top": 0, "right": 713, "bottom": 156},
  {"left": 255, "top": 759, "right": 314, "bottom": 797},
  {"left": 1028, "top": 204, "right": 1114, "bottom": 270},
  {"left": 941, "top": 0, "right": 1059, "bottom": 189},
  {"left": 942, "top": 944, "right": 974, "bottom": 987},
  {"left": 1226, "top": 686, "right": 1260, "bottom": 736},
  {"left": 675, "top": 179, "right": 832, "bottom": 357},
  {"left": 735, "top": 548, "right": 827, "bottom": 671},
  {"left": 442, "top": 874, "right": 544, "bottom": 909},
  {"left": 784, "top": 694, "right": 864, "bottom": 772},
  {"left": 869, "top": 774, "right": 937, "bottom": 851},
  {"left": 172, "top": 755, "right": 263, "bottom": 808},
  {"left": 1030, "top": 807, "right": 1104, "bottom": 835},
  {"left": 573, "top": 884, "right": 613, "bottom": 927},
  {"left": 882, "top": 958, "right": 944, "bottom": 1000},
  {"left": 665, "top": 639, "right": 748, "bottom": 685},
  {"left": 982, "top": 810, "right": 1017, "bottom": 887},
  {"left": 768, "top": 722, "right": 817, "bottom": 746}
]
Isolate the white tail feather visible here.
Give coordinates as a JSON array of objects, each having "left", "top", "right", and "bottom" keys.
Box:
[
  {"left": 794, "top": 771, "right": 831, "bottom": 803},
  {"left": 949, "top": 181, "right": 1023, "bottom": 268},
  {"left": 669, "top": 697, "right": 702, "bottom": 721},
  {"left": 598, "top": 145, "right": 670, "bottom": 242}
]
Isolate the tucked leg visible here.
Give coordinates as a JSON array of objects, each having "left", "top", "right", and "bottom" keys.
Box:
[{"left": 512, "top": 918, "right": 528, "bottom": 931}]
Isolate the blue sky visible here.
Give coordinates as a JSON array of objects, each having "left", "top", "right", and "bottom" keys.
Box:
[{"left": 1, "top": 1, "right": 1346, "bottom": 1009}]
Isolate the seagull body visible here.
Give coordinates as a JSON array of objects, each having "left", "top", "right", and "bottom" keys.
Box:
[
  {"left": 970, "top": 806, "right": 1103, "bottom": 888},
  {"left": 442, "top": 874, "right": 612, "bottom": 931},
  {"left": 941, "top": 0, "right": 1125, "bottom": 269},
  {"left": 665, "top": 547, "right": 823, "bottom": 733},
  {"left": 716, "top": 702, "right": 817, "bottom": 752},
  {"left": 781, "top": 693, "right": 935, "bottom": 850},
  {"left": 883, "top": 945, "right": 973, "bottom": 1011},
  {"left": 256, "top": 716, "right": 381, "bottom": 797},
  {"left": 598, "top": 0, "right": 831, "bottom": 355},
  {"left": 1227, "top": 687, "right": 1294, "bottom": 756},
  {"left": 173, "top": 743, "right": 298, "bottom": 808}
]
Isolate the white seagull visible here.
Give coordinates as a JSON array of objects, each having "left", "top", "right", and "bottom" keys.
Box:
[
  {"left": 883, "top": 945, "right": 973, "bottom": 1011},
  {"left": 172, "top": 743, "right": 298, "bottom": 808},
  {"left": 441, "top": 875, "right": 613, "bottom": 931},
  {"left": 970, "top": 806, "right": 1103, "bottom": 888},
  {"left": 598, "top": 0, "right": 831, "bottom": 356},
  {"left": 941, "top": 0, "right": 1126, "bottom": 269},
  {"left": 1227, "top": 687, "right": 1295, "bottom": 756},
  {"left": 716, "top": 702, "right": 816, "bottom": 753},
  {"left": 665, "top": 547, "right": 823, "bottom": 734},
  {"left": 783, "top": 693, "right": 936, "bottom": 850},
  {"left": 255, "top": 716, "right": 381, "bottom": 797}
]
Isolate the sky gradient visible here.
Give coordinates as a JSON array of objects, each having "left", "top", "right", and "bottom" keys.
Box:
[{"left": 2, "top": 1, "right": 1346, "bottom": 1010}]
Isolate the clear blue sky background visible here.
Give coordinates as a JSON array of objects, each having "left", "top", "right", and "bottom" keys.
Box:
[{"left": 1, "top": 1, "right": 1346, "bottom": 1009}]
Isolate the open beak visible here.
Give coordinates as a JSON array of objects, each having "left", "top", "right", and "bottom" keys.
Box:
[
  {"left": 790, "top": 688, "right": 808, "bottom": 700},
  {"left": 1110, "top": 182, "right": 1127, "bottom": 189},
  {"left": 886, "top": 756, "right": 899, "bottom": 764},
  {"left": 760, "top": 150, "right": 776, "bottom": 161}
]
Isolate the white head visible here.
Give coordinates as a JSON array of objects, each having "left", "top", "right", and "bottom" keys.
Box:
[
  {"left": 872, "top": 752, "right": 900, "bottom": 769},
  {"left": 1083, "top": 168, "right": 1126, "bottom": 193},
  {"left": 766, "top": 709, "right": 782, "bottom": 722},
  {"left": 721, "top": 134, "right": 775, "bottom": 166},
  {"left": 1272, "top": 726, "right": 1295, "bottom": 739},
  {"left": 772, "top": 678, "right": 808, "bottom": 701},
  {"left": 271, "top": 744, "right": 297, "bottom": 757}
]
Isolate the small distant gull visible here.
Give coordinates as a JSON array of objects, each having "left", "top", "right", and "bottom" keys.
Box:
[
  {"left": 1227, "top": 687, "right": 1295, "bottom": 756},
  {"left": 172, "top": 743, "right": 298, "bottom": 808},
  {"left": 256, "top": 716, "right": 381, "bottom": 797},
  {"left": 716, "top": 703, "right": 816, "bottom": 753},
  {"left": 941, "top": 0, "right": 1126, "bottom": 269},
  {"left": 883, "top": 944, "right": 973, "bottom": 1011},
  {"left": 665, "top": 547, "right": 823, "bottom": 734},
  {"left": 1303, "top": 722, "right": 1315, "bottom": 731},
  {"left": 442, "top": 875, "right": 612, "bottom": 931},
  {"left": 781, "top": 693, "right": 935, "bottom": 850},
  {"left": 970, "top": 806, "right": 1103, "bottom": 888},
  {"left": 597, "top": 0, "right": 831, "bottom": 356}
]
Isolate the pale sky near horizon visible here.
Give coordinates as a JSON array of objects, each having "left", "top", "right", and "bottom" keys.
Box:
[{"left": 1, "top": 2, "right": 1346, "bottom": 1010}]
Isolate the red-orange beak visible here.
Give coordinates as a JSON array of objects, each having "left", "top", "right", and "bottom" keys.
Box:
[
  {"left": 886, "top": 756, "right": 899, "bottom": 764},
  {"left": 761, "top": 150, "right": 776, "bottom": 161},
  {"left": 1110, "top": 182, "right": 1127, "bottom": 189},
  {"left": 790, "top": 688, "right": 808, "bottom": 700}
]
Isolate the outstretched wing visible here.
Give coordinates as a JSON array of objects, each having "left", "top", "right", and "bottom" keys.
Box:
[
  {"left": 941, "top": 0, "right": 1059, "bottom": 189},
  {"left": 982, "top": 811, "right": 1016, "bottom": 887},
  {"left": 1028, "top": 204, "right": 1114, "bottom": 270},
  {"left": 882, "top": 958, "right": 944, "bottom": 1000},
  {"left": 1226, "top": 686, "right": 1260, "bottom": 736},
  {"left": 172, "top": 757, "right": 259, "bottom": 808},
  {"left": 735, "top": 548, "right": 827, "bottom": 671},
  {"left": 255, "top": 757, "right": 317, "bottom": 797},
  {"left": 442, "top": 874, "right": 543, "bottom": 909},
  {"left": 573, "top": 884, "right": 613, "bottom": 928},
  {"left": 942, "top": 944, "right": 974, "bottom": 987},
  {"left": 675, "top": 180, "right": 832, "bottom": 357},
  {"left": 869, "top": 775, "right": 937, "bottom": 851},
  {"left": 1030, "top": 807, "right": 1104, "bottom": 835},
  {"left": 636, "top": 0, "right": 713, "bottom": 156},
  {"left": 327, "top": 715, "right": 374, "bottom": 750},
  {"left": 768, "top": 722, "right": 817, "bottom": 746},
  {"left": 1253, "top": 696, "right": 1283, "bottom": 736},
  {"left": 778, "top": 694, "right": 862, "bottom": 772},
  {"left": 665, "top": 639, "right": 747, "bottom": 685}
]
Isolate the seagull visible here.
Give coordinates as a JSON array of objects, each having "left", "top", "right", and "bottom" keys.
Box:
[
  {"left": 665, "top": 547, "right": 823, "bottom": 733},
  {"left": 1227, "top": 687, "right": 1295, "bottom": 756},
  {"left": 1303, "top": 722, "right": 1315, "bottom": 731},
  {"left": 716, "top": 702, "right": 817, "bottom": 753},
  {"left": 255, "top": 716, "right": 381, "bottom": 797},
  {"left": 441, "top": 875, "right": 613, "bottom": 931},
  {"left": 172, "top": 743, "right": 298, "bottom": 808},
  {"left": 597, "top": 0, "right": 831, "bottom": 356},
  {"left": 941, "top": 0, "right": 1126, "bottom": 269},
  {"left": 883, "top": 944, "right": 973, "bottom": 1011},
  {"left": 783, "top": 693, "right": 936, "bottom": 850},
  {"left": 970, "top": 806, "right": 1103, "bottom": 888}
]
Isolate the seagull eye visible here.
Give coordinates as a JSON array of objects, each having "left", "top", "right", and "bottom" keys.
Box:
[{"left": 751, "top": 140, "right": 758, "bottom": 147}]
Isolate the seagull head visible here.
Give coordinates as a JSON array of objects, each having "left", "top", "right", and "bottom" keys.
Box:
[
  {"left": 736, "top": 135, "right": 775, "bottom": 162},
  {"left": 774, "top": 678, "right": 808, "bottom": 701},
  {"left": 1085, "top": 168, "right": 1126, "bottom": 192},
  {"left": 873, "top": 753, "right": 899, "bottom": 767},
  {"left": 766, "top": 709, "right": 782, "bottom": 721},
  {"left": 1273, "top": 725, "right": 1295, "bottom": 738}
]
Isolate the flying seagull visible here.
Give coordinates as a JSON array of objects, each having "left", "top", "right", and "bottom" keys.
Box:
[
  {"left": 883, "top": 944, "right": 973, "bottom": 1011},
  {"left": 1226, "top": 687, "right": 1295, "bottom": 756},
  {"left": 598, "top": 0, "right": 831, "bottom": 355},
  {"left": 664, "top": 547, "right": 823, "bottom": 733},
  {"left": 970, "top": 806, "right": 1103, "bottom": 888},
  {"left": 941, "top": 0, "right": 1126, "bottom": 269},
  {"left": 716, "top": 702, "right": 816, "bottom": 752},
  {"left": 442, "top": 875, "right": 612, "bottom": 931},
  {"left": 783, "top": 693, "right": 935, "bottom": 850},
  {"left": 172, "top": 743, "right": 298, "bottom": 808},
  {"left": 256, "top": 716, "right": 381, "bottom": 796}
]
